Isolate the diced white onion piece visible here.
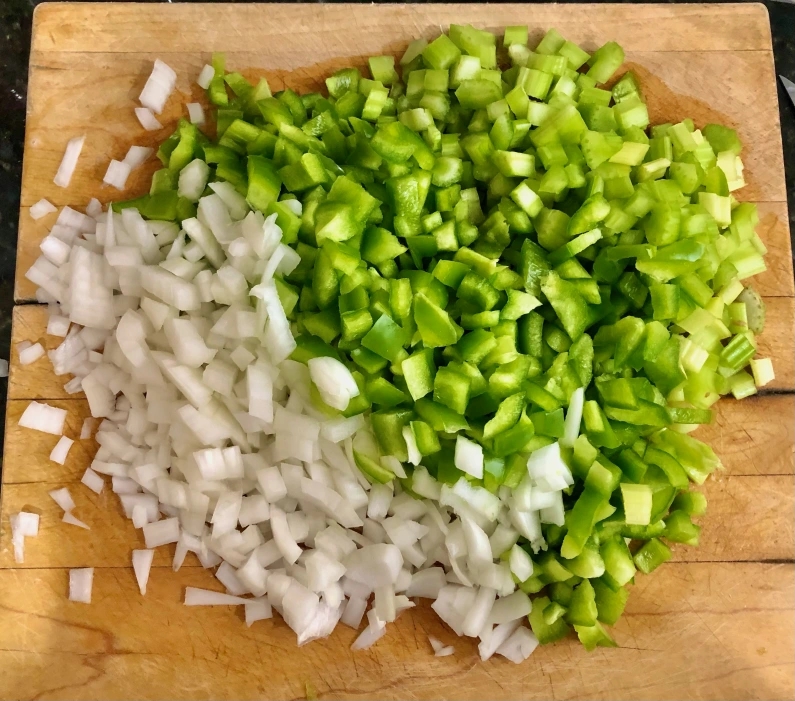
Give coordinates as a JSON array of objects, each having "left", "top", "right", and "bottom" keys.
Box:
[
  {"left": 139, "top": 59, "right": 177, "bottom": 114},
  {"left": 79, "top": 418, "right": 94, "bottom": 440},
  {"left": 237, "top": 553, "right": 269, "bottom": 597},
  {"left": 69, "top": 568, "right": 94, "bottom": 603},
  {"left": 308, "top": 356, "right": 358, "bottom": 411},
  {"left": 526, "top": 442, "right": 573, "bottom": 492},
  {"left": 54, "top": 135, "right": 85, "bottom": 188},
  {"left": 351, "top": 616, "right": 386, "bottom": 650},
  {"left": 123, "top": 145, "right": 154, "bottom": 169},
  {"left": 462, "top": 586, "right": 496, "bottom": 637},
  {"left": 489, "top": 591, "right": 533, "bottom": 625},
  {"left": 135, "top": 107, "right": 163, "bottom": 131},
  {"left": 340, "top": 595, "right": 366, "bottom": 629},
  {"left": 143, "top": 517, "right": 180, "bottom": 548},
  {"left": 344, "top": 544, "right": 403, "bottom": 589},
  {"left": 562, "top": 386, "right": 584, "bottom": 448},
  {"left": 256, "top": 465, "right": 287, "bottom": 503},
  {"left": 15, "top": 511, "right": 40, "bottom": 538},
  {"left": 496, "top": 626, "right": 539, "bottom": 663},
  {"left": 81, "top": 468, "right": 104, "bottom": 494},
  {"left": 30, "top": 199, "right": 57, "bottom": 220},
  {"left": 406, "top": 567, "right": 446, "bottom": 598},
  {"left": 306, "top": 549, "right": 346, "bottom": 592},
  {"left": 184, "top": 587, "right": 249, "bottom": 606},
  {"left": 132, "top": 549, "right": 154, "bottom": 595},
  {"left": 187, "top": 102, "right": 205, "bottom": 125},
  {"left": 478, "top": 619, "right": 520, "bottom": 661},
  {"left": 49, "top": 487, "right": 76, "bottom": 513},
  {"left": 18, "top": 342, "right": 45, "bottom": 365},
  {"left": 428, "top": 635, "right": 445, "bottom": 653},
  {"left": 103, "top": 160, "right": 132, "bottom": 190},
  {"left": 462, "top": 517, "right": 492, "bottom": 572},
  {"left": 270, "top": 506, "right": 302, "bottom": 564},
  {"left": 282, "top": 199, "right": 302, "bottom": 216},
  {"left": 19, "top": 401, "right": 67, "bottom": 435},
  {"left": 50, "top": 435, "right": 74, "bottom": 465},
  {"left": 63, "top": 512, "right": 90, "bottom": 530},
  {"left": 197, "top": 64, "right": 215, "bottom": 89},
  {"left": 86, "top": 197, "right": 102, "bottom": 217},
  {"left": 245, "top": 598, "right": 273, "bottom": 626},
  {"left": 454, "top": 435, "right": 483, "bottom": 479},
  {"left": 402, "top": 426, "right": 422, "bottom": 466},
  {"left": 0, "top": 359, "right": 8, "bottom": 378},
  {"left": 508, "top": 544, "right": 534, "bottom": 582},
  {"left": 208, "top": 182, "right": 250, "bottom": 221},
  {"left": 178, "top": 159, "right": 210, "bottom": 202},
  {"left": 435, "top": 645, "right": 455, "bottom": 657}
]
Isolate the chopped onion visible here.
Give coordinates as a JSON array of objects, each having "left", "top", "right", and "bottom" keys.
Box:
[
  {"left": 526, "top": 442, "right": 573, "bottom": 492},
  {"left": 86, "top": 198, "right": 102, "bottom": 217},
  {"left": 79, "top": 418, "right": 94, "bottom": 440},
  {"left": 10, "top": 512, "right": 39, "bottom": 564},
  {"left": 454, "top": 435, "right": 483, "bottom": 479},
  {"left": 30, "top": 198, "right": 57, "bottom": 220},
  {"left": 197, "top": 64, "right": 215, "bottom": 89},
  {"left": 562, "top": 387, "right": 584, "bottom": 448},
  {"left": 69, "top": 568, "right": 94, "bottom": 603},
  {"left": 103, "top": 160, "right": 132, "bottom": 190},
  {"left": 478, "top": 619, "right": 520, "bottom": 662},
  {"left": 50, "top": 435, "right": 74, "bottom": 465},
  {"left": 489, "top": 590, "right": 533, "bottom": 625},
  {"left": 139, "top": 59, "right": 177, "bottom": 114},
  {"left": 341, "top": 595, "right": 367, "bottom": 629},
  {"left": 508, "top": 544, "right": 534, "bottom": 582},
  {"left": 80, "top": 468, "right": 104, "bottom": 494},
  {"left": 462, "top": 586, "right": 496, "bottom": 637},
  {"left": 135, "top": 107, "right": 163, "bottom": 131},
  {"left": 351, "top": 610, "right": 387, "bottom": 650},
  {"left": 132, "top": 549, "right": 154, "bottom": 595},
  {"left": 0, "top": 359, "right": 7, "bottom": 378},
  {"left": 187, "top": 102, "right": 206, "bottom": 125},
  {"left": 123, "top": 145, "right": 154, "bottom": 169},
  {"left": 63, "top": 512, "right": 90, "bottom": 530},
  {"left": 245, "top": 598, "right": 273, "bottom": 626},
  {"left": 15, "top": 511, "right": 40, "bottom": 537},
  {"left": 344, "top": 544, "right": 403, "bottom": 589},
  {"left": 143, "top": 517, "right": 180, "bottom": 548},
  {"left": 19, "top": 342, "right": 45, "bottom": 365},
  {"left": 19, "top": 401, "right": 67, "bottom": 435},
  {"left": 184, "top": 587, "right": 248, "bottom": 606},
  {"left": 49, "top": 487, "right": 76, "bottom": 512},
  {"left": 496, "top": 626, "right": 539, "bottom": 663},
  {"left": 307, "top": 356, "right": 358, "bottom": 411},
  {"left": 53, "top": 135, "right": 85, "bottom": 188}
]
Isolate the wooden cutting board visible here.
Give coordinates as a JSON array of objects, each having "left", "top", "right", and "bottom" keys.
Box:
[{"left": 2, "top": 3, "right": 793, "bottom": 699}]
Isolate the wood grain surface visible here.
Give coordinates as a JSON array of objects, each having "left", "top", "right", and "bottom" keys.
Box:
[{"left": 1, "top": 4, "right": 793, "bottom": 700}]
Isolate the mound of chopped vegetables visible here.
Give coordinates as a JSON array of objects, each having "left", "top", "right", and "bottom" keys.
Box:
[{"left": 109, "top": 24, "right": 773, "bottom": 649}]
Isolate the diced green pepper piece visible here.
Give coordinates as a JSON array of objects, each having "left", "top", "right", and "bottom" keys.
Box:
[
  {"left": 361, "top": 314, "right": 406, "bottom": 362},
  {"left": 402, "top": 349, "right": 436, "bottom": 401},
  {"left": 529, "top": 595, "right": 571, "bottom": 644},
  {"left": 633, "top": 538, "right": 672, "bottom": 574}
]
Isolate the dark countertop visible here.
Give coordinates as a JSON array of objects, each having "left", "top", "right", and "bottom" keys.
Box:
[{"left": 0, "top": 0, "right": 793, "bottom": 452}]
